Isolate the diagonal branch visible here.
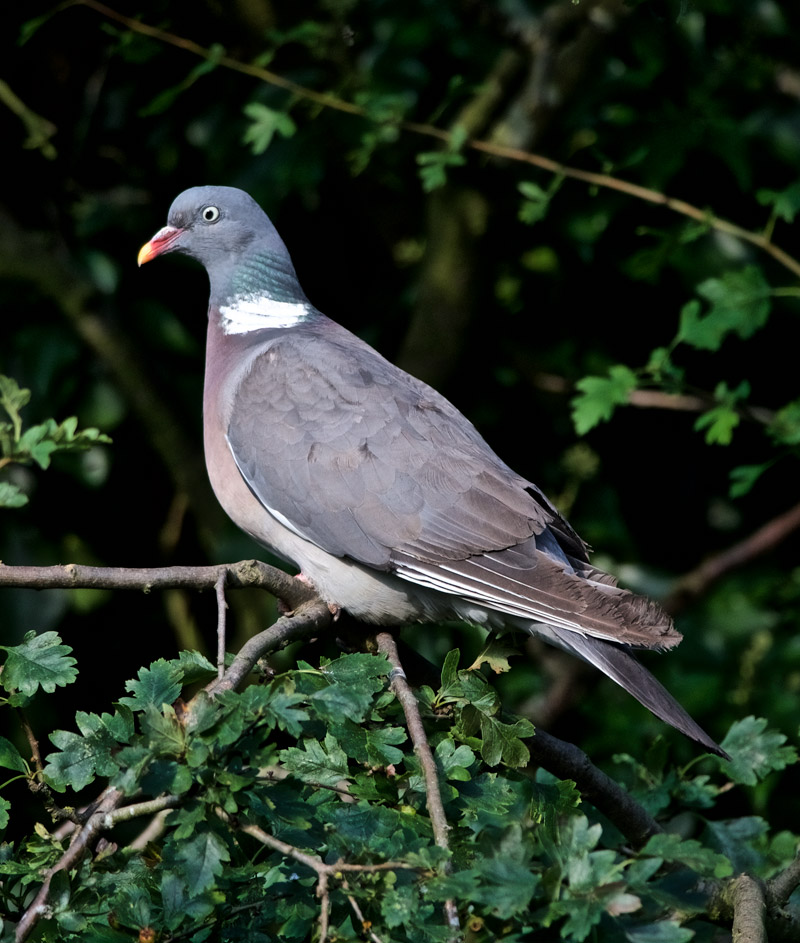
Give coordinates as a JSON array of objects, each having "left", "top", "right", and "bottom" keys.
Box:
[
  {"left": 374, "top": 632, "right": 460, "bottom": 937},
  {"left": 69, "top": 0, "right": 800, "bottom": 281},
  {"left": 14, "top": 787, "right": 124, "bottom": 943},
  {"left": 666, "top": 498, "right": 800, "bottom": 613}
]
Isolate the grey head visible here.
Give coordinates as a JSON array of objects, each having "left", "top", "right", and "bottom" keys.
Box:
[{"left": 138, "top": 185, "right": 307, "bottom": 308}]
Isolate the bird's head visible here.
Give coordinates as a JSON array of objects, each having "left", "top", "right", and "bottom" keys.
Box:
[{"left": 138, "top": 186, "right": 303, "bottom": 310}]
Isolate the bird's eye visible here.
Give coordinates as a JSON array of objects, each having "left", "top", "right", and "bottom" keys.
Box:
[{"left": 202, "top": 205, "right": 220, "bottom": 223}]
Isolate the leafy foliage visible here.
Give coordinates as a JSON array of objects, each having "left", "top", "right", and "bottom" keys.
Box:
[
  {"left": 4, "top": 0, "right": 800, "bottom": 939},
  {"left": 0, "top": 376, "right": 110, "bottom": 507},
  {"left": 1, "top": 632, "right": 797, "bottom": 941}
]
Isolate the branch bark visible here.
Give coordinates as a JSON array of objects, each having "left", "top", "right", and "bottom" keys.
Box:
[
  {"left": 14, "top": 787, "right": 124, "bottom": 943},
  {"left": 374, "top": 632, "right": 461, "bottom": 937},
  {"left": 666, "top": 499, "right": 800, "bottom": 613}
]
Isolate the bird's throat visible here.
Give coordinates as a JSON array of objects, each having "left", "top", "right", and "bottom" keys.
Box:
[{"left": 218, "top": 252, "right": 312, "bottom": 334}]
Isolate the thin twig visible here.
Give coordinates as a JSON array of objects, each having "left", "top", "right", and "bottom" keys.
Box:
[
  {"left": 229, "top": 816, "right": 419, "bottom": 943},
  {"left": 666, "top": 499, "right": 800, "bottom": 613},
  {"left": 342, "top": 877, "right": 386, "bottom": 943},
  {"left": 69, "top": 0, "right": 800, "bottom": 281},
  {"left": 374, "top": 632, "right": 460, "bottom": 936},
  {"left": 15, "top": 787, "right": 124, "bottom": 943},
  {"left": 204, "top": 599, "right": 332, "bottom": 696},
  {"left": 15, "top": 708, "right": 43, "bottom": 773},
  {"left": 215, "top": 569, "right": 228, "bottom": 679}
]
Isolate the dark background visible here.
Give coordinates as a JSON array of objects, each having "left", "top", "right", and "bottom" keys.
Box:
[{"left": 2, "top": 0, "right": 799, "bottom": 814}]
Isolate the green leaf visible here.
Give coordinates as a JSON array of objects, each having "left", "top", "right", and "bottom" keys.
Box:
[
  {"left": 694, "top": 404, "right": 740, "bottom": 445},
  {"left": 0, "top": 480, "right": 28, "bottom": 507},
  {"left": 468, "top": 639, "right": 518, "bottom": 674},
  {"left": 319, "top": 652, "right": 389, "bottom": 689},
  {"left": 471, "top": 712, "right": 534, "bottom": 768},
  {"left": 0, "top": 735, "right": 28, "bottom": 773},
  {"left": 756, "top": 180, "right": 800, "bottom": 223},
  {"left": 729, "top": 462, "right": 772, "bottom": 499},
  {"left": 242, "top": 103, "right": 297, "bottom": 155},
  {"left": 768, "top": 398, "right": 800, "bottom": 446},
  {"left": 141, "top": 703, "right": 187, "bottom": 757},
  {"left": 0, "top": 631, "right": 78, "bottom": 696},
  {"left": 625, "top": 921, "right": 695, "bottom": 943},
  {"left": 677, "top": 266, "right": 771, "bottom": 351},
  {"left": 571, "top": 365, "right": 638, "bottom": 435},
  {"left": 119, "top": 659, "right": 183, "bottom": 710},
  {"left": 703, "top": 817, "right": 768, "bottom": 874},
  {"left": 45, "top": 728, "right": 104, "bottom": 792},
  {"left": 640, "top": 832, "right": 733, "bottom": 878},
  {"left": 693, "top": 381, "right": 750, "bottom": 446},
  {"left": 517, "top": 181, "right": 550, "bottom": 225},
  {"left": 281, "top": 733, "right": 350, "bottom": 787},
  {"left": 176, "top": 830, "right": 230, "bottom": 896},
  {"left": 43, "top": 708, "right": 130, "bottom": 792},
  {"left": 416, "top": 150, "right": 466, "bottom": 192},
  {"left": 333, "top": 719, "right": 407, "bottom": 767},
  {"left": 0, "top": 375, "right": 30, "bottom": 441},
  {"left": 720, "top": 716, "right": 798, "bottom": 785}
]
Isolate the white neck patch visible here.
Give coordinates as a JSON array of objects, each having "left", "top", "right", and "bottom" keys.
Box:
[{"left": 219, "top": 294, "right": 310, "bottom": 334}]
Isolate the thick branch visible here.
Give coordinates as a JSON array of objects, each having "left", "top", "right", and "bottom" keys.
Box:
[
  {"left": 525, "top": 727, "right": 662, "bottom": 848},
  {"left": 768, "top": 852, "right": 800, "bottom": 909},
  {"left": 730, "top": 874, "right": 767, "bottom": 943}
]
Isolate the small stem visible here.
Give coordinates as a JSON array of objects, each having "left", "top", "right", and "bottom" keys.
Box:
[
  {"left": 374, "top": 632, "right": 460, "bottom": 936},
  {"left": 215, "top": 569, "right": 228, "bottom": 679}
]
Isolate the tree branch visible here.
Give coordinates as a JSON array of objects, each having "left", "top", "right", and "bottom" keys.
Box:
[
  {"left": 14, "top": 787, "right": 124, "bottom": 943},
  {"left": 0, "top": 559, "right": 315, "bottom": 609},
  {"left": 666, "top": 499, "right": 800, "bottom": 612},
  {"left": 525, "top": 727, "right": 663, "bottom": 848},
  {"left": 374, "top": 632, "right": 460, "bottom": 936},
  {"left": 768, "top": 851, "right": 800, "bottom": 909},
  {"left": 69, "top": 0, "right": 800, "bottom": 281},
  {"left": 229, "top": 816, "right": 419, "bottom": 943},
  {"left": 730, "top": 874, "right": 767, "bottom": 943}
]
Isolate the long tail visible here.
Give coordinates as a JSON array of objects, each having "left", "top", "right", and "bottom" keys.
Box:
[{"left": 537, "top": 625, "right": 729, "bottom": 758}]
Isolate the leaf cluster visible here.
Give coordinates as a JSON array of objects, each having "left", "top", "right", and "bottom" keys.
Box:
[
  {"left": 0, "top": 376, "right": 110, "bottom": 508},
  {"left": 1, "top": 635, "right": 798, "bottom": 941}
]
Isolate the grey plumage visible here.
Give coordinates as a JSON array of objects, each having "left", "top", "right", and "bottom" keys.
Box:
[{"left": 139, "top": 185, "right": 726, "bottom": 758}]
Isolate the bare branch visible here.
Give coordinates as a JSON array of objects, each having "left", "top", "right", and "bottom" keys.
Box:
[
  {"left": 0, "top": 559, "right": 316, "bottom": 610},
  {"left": 205, "top": 598, "right": 332, "bottom": 696},
  {"left": 230, "top": 816, "right": 419, "bottom": 943},
  {"left": 15, "top": 787, "right": 124, "bottom": 943},
  {"left": 214, "top": 569, "right": 228, "bottom": 679},
  {"left": 767, "top": 851, "right": 800, "bottom": 909},
  {"left": 374, "top": 632, "right": 460, "bottom": 936},
  {"left": 730, "top": 874, "right": 767, "bottom": 943},
  {"left": 525, "top": 727, "right": 663, "bottom": 848},
  {"left": 667, "top": 499, "right": 800, "bottom": 612}
]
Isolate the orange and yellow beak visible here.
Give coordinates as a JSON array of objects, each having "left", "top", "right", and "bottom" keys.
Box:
[{"left": 137, "top": 225, "right": 184, "bottom": 266}]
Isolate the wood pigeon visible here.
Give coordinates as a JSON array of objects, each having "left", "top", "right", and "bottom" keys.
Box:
[{"left": 139, "top": 186, "right": 725, "bottom": 757}]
